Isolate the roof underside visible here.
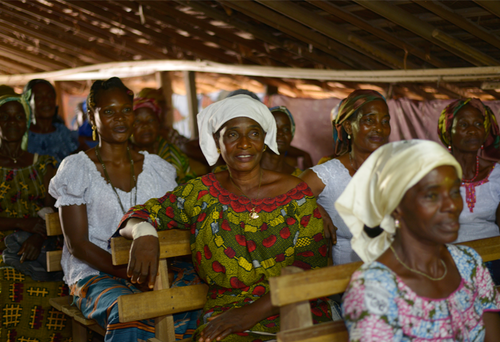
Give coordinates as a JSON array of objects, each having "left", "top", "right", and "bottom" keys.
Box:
[{"left": 2, "top": 0, "right": 500, "bottom": 100}]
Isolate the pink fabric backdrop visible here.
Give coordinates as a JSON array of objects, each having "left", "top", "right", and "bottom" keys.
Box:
[{"left": 270, "top": 94, "right": 500, "bottom": 165}]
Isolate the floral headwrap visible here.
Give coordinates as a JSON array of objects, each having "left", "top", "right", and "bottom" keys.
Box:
[
  {"left": 0, "top": 92, "right": 32, "bottom": 150},
  {"left": 270, "top": 106, "right": 295, "bottom": 137},
  {"left": 332, "top": 89, "right": 386, "bottom": 156},
  {"left": 438, "top": 98, "right": 500, "bottom": 161},
  {"left": 133, "top": 97, "right": 161, "bottom": 120},
  {"left": 137, "top": 88, "right": 165, "bottom": 104}
]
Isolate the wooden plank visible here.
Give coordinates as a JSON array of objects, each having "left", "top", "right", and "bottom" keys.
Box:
[
  {"left": 279, "top": 267, "right": 313, "bottom": 332},
  {"left": 461, "top": 236, "right": 500, "bottom": 262},
  {"left": 111, "top": 230, "right": 191, "bottom": 266},
  {"left": 270, "top": 262, "right": 362, "bottom": 307},
  {"left": 277, "top": 321, "right": 348, "bottom": 342},
  {"left": 118, "top": 284, "right": 208, "bottom": 322},
  {"left": 154, "top": 259, "right": 175, "bottom": 342},
  {"left": 45, "top": 212, "right": 62, "bottom": 236},
  {"left": 49, "top": 297, "right": 99, "bottom": 327},
  {"left": 156, "top": 71, "right": 174, "bottom": 128},
  {"left": 46, "top": 250, "right": 63, "bottom": 272}
]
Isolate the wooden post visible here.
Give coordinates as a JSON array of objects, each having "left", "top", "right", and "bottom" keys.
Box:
[
  {"left": 183, "top": 71, "right": 198, "bottom": 138},
  {"left": 156, "top": 71, "right": 174, "bottom": 128}
]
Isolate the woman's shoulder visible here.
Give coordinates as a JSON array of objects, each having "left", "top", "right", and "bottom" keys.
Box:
[
  {"left": 447, "top": 244, "right": 483, "bottom": 272},
  {"left": 142, "top": 151, "right": 177, "bottom": 175}
]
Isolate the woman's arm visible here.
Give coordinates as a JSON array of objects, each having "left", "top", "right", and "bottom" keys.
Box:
[
  {"left": 198, "top": 293, "right": 278, "bottom": 342},
  {"left": 484, "top": 312, "right": 500, "bottom": 342},
  {"left": 60, "top": 204, "right": 128, "bottom": 279},
  {"left": 299, "top": 169, "right": 325, "bottom": 197}
]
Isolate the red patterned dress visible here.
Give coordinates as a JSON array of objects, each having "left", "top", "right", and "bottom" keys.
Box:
[{"left": 119, "top": 173, "right": 331, "bottom": 341}]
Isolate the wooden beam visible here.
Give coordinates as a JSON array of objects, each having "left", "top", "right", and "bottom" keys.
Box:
[
  {"left": 217, "top": 0, "right": 386, "bottom": 70},
  {"left": 354, "top": 0, "right": 500, "bottom": 67},
  {"left": 474, "top": 1, "right": 500, "bottom": 20},
  {"left": 415, "top": 0, "right": 500, "bottom": 51},
  {"left": 156, "top": 71, "right": 174, "bottom": 128},
  {"left": 0, "top": 55, "right": 36, "bottom": 74},
  {"left": 306, "top": 0, "right": 446, "bottom": 68},
  {"left": 184, "top": 71, "right": 199, "bottom": 139},
  {"left": 0, "top": 43, "right": 65, "bottom": 70},
  {"left": 173, "top": 0, "right": 351, "bottom": 70},
  {"left": 254, "top": 0, "right": 414, "bottom": 70}
]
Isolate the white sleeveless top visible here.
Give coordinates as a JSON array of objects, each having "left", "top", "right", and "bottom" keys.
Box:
[
  {"left": 311, "top": 158, "right": 362, "bottom": 265},
  {"left": 49, "top": 151, "right": 177, "bottom": 286}
]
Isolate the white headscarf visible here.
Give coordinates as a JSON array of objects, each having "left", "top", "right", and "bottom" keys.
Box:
[
  {"left": 335, "top": 140, "right": 462, "bottom": 263},
  {"left": 197, "top": 94, "right": 279, "bottom": 166}
]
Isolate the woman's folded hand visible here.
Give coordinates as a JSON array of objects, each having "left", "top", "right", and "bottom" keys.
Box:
[{"left": 128, "top": 235, "right": 159, "bottom": 289}]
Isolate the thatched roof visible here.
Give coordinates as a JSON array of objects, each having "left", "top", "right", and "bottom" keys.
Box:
[{"left": 2, "top": 0, "right": 500, "bottom": 99}]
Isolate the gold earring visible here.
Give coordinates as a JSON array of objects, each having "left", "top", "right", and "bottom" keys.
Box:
[
  {"left": 92, "top": 124, "right": 97, "bottom": 141},
  {"left": 395, "top": 219, "right": 400, "bottom": 229},
  {"left": 217, "top": 148, "right": 221, "bottom": 154},
  {"left": 263, "top": 145, "right": 267, "bottom": 151}
]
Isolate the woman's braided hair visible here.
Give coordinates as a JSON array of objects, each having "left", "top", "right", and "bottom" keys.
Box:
[{"left": 87, "top": 77, "right": 133, "bottom": 113}]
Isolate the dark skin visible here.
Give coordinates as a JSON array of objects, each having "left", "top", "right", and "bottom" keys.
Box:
[
  {"left": 301, "top": 99, "right": 391, "bottom": 245},
  {"left": 449, "top": 104, "right": 500, "bottom": 228},
  {"left": 130, "top": 107, "right": 160, "bottom": 154},
  {"left": 0, "top": 101, "right": 55, "bottom": 262},
  {"left": 377, "top": 166, "right": 500, "bottom": 339},
  {"left": 29, "top": 82, "right": 57, "bottom": 134},
  {"left": 59, "top": 87, "right": 145, "bottom": 282},
  {"left": 121, "top": 117, "right": 313, "bottom": 341}
]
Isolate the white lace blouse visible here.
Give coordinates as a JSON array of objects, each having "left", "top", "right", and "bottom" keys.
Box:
[
  {"left": 49, "top": 151, "right": 177, "bottom": 286},
  {"left": 311, "top": 158, "right": 361, "bottom": 265},
  {"left": 455, "top": 164, "right": 500, "bottom": 243}
]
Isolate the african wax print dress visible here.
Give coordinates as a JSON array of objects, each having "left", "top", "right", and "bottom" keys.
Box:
[
  {"left": 213, "top": 164, "right": 303, "bottom": 177},
  {"left": 27, "top": 122, "right": 79, "bottom": 165},
  {"left": 0, "top": 154, "right": 72, "bottom": 341},
  {"left": 157, "top": 136, "right": 196, "bottom": 184},
  {"left": 342, "top": 245, "right": 500, "bottom": 342},
  {"left": 119, "top": 173, "right": 332, "bottom": 341}
]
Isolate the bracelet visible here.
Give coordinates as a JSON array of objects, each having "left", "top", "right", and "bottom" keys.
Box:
[{"left": 131, "top": 222, "right": 158, "bottom": 240}]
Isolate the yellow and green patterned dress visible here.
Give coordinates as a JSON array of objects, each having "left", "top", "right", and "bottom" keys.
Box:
[
  {"left": 157, "top": 137, "right": 196, "bottom": 184},
  {"left": 213, "top": 164, "right": 303, "bottom": 177},
  {"left": 119, "top": 173, "right": 331, "bottom": 341},
  {"left": 0, "top": 154, "right": 72, "bottom": 342}
]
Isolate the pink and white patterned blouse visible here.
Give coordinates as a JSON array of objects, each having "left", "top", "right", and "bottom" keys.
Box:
[{"left": 342, "top": 245, "right": 500, "bottom": 341}]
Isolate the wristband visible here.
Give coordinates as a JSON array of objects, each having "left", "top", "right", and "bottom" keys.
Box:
[
  {"left": 131, "top": 222, "right": 158, "bottom": 240},
  {"left": 37, "top": 207, "right": 54, "bottom": 220}
]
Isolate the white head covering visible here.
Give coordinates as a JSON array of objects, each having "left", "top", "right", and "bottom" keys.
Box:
[
  {"left": 334, "top": 140, "right": 462, "bottom": 263},
  {"left": 197, "top": 94, "right": 279, "bottom": 166}
]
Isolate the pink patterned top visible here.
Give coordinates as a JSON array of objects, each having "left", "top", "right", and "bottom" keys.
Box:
[{"left": 342, "top": 245, "right": 500, "bottom": 341}]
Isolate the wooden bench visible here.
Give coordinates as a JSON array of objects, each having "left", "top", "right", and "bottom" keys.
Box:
[
  {"left": 110, "top": 229, "right": 208, "bottom": 342},
  {"left": 270, "top": 236, "right": 500, "bottom": 342}
]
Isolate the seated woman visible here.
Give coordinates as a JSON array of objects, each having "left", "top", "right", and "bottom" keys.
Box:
[
  {"left": 131, "top": 96, "right": 196, "bottom": 184},
  {"left": 48, "top": 77, "right": 178, "bottom": 341},
  {"left": 300, "top": 90, "right": 391, "bottom": 265},
  {"left": 117, "top": 94, "right": 331, "bottom": 341},
  {"left": 23, "top": 79, "right": 79, "bottom": 165},
  {"left": 0, "top": 91, "right": 71, "bottom": 340},
  {"left": 338, "top": 140, "right": 500, "bottom": 341}
]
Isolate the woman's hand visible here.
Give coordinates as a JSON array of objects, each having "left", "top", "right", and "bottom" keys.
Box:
[
  {"left": 199, "top": 306, "right": 260, "bottom": 342},
  {"left": 317, "top": 204, "right": 337, "bottom": 245},
  {"left": 128, "top": 235, "right": 160, "bottom": 289},
  {"left": 18, "top": 233, "right": 45, "bottom": 263}
]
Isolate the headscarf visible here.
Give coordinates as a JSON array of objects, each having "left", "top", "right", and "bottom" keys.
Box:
[
  {"left": 197, "top": 94, "right": 279, "bottom": 166},
  {"left": 437, "top": 98, "right": 500, "bottom": 161},
  {"left": 137, "top": 88, "right": 165, "bottom": 104},
  {"left": 335, "top": 140, "right": 462, "bottom": 263},
  {"left": 270, "top": 106, "right": 296, "bottom": 137},
  {"left": 0, "top": 92, "right": 32, "bottom": 150},
  {"left": 332, "top": 89, "right": 386, "bottom": 156},
  {"left": 133, "top": 97, "right": 162, "bottom": 120}
]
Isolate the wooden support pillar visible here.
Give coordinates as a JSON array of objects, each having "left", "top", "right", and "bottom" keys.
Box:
[
  {"left": 54, "top": 81, "right": 65, "bottom": 123},
  {"left": 183, "top": 71, "right": 198, "bottom": 138},
  {"left": 155, "top": 71, "right": 174, "bottom": 128}
]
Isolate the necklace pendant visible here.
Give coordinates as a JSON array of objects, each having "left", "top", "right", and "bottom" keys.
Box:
[
  {"left": 249, "top": 209, "right": 259, "bottom": 220},
  {"left": 13, "top": 159, "right": 17, "bottom": 163}
]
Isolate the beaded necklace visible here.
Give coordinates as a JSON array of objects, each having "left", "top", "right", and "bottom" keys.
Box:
[
  {"left": 462, "top": 165, "right": 495, "bottom": 213},
  {"left": 95, "top": 145, "right": 137, "bottom": 214}
]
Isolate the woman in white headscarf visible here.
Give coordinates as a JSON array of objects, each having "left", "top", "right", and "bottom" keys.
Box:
[
  {"left": 115, "top": 95, "right": 332, "bottom": 342},
  {"left": 338, "top": 140, "right": 500, "bottom": 341}
]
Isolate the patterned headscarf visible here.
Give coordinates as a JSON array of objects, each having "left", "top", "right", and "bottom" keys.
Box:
[
  {"left": 137, "top": 88, "right": 165, "bottom": 104},
  {"left": 332, "top": 89, "right": 386, "bottom": 156},
  {"left": 0, "top": 92, "right": 32, "bottom": 150},
  {"left": 438, "top": 98, "right": 500, "bottom": 161},
  {"left": 133, "top": 97, "right": 161, "bottom": 121},
  {"left": 269, "top": 106, "right": 295, "bottom": 138}
]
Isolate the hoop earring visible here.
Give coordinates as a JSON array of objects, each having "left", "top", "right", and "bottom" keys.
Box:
[
  {"left": 395, "top": 219, "right": 400, "bottom": 229},
  {"left": 92, "top": 125, "right": 97, "bottom": 141}
]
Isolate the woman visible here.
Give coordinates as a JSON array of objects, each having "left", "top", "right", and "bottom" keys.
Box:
[
  {"left": 49, "top": 77, "right": 178, "bottom": 341},
  {"left": 300, "top": 89, "right": 391, "bottom": 265},
  {"left": 23, "top": 79, "right": 79, "bottom": 164},
  {"left": 0, "top": 91, "right": 71, "bottom": 340},
  {"left": 131, "top": 96, "right": 196, "bottom": 184},
  {"left": 117, "top": 94, "right": 331, "bottom": 341},
  {"left": 338, "top": 140, "right": 500, "bottom": 341}
]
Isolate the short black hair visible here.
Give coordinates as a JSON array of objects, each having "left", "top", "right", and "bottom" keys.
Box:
[
  {"left": 87, "top": 77, "right": 133, "bottom": 112},
  {"left": 23, "top": 79, "right": 55, "bottom": 101}
]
